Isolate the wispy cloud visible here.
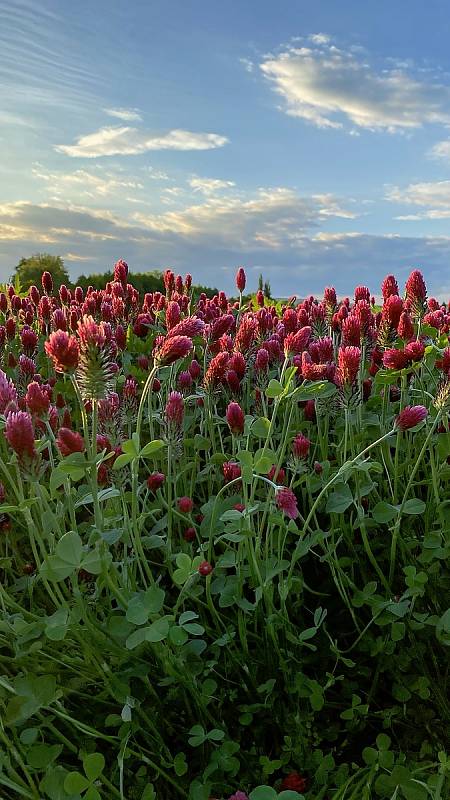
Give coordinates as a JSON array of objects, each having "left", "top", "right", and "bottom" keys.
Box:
[
  {"left": 62, "top": 252, "right": 96, "bottom": 262},
  {"left": 260, "top": 37, "right": 450, "bottom": 131},
  {"left": 104, "top": 107, "right": 142, "bottom": 121},
  {"left": 55, "top": 126, "right": 229, "bottom": 157},
  {"left": 189, "top": 176, "right": 236, "bottom": 195},
  {"left": 32, "top": 165, "right": 144, "bottom": 199},
  {"left": 239, "top": 58, "right": 254, "bottom": 73},
  {"left": 0, "top": 0, "right": 101, "bottom": 114},
  {"left": 146, "top": 168, "right": 170, "bottom": 181},
  {"left": 0, "top": 110, "right": 35, "bottom": 127}
]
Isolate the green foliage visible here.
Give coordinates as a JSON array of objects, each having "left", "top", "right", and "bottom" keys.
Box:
[{"left": 76, "top": 269, "right": 219, "bottom": 298}]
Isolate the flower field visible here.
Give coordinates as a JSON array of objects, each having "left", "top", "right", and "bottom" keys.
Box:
[{"left": 0, "top": 262, "right": 449, "bottom": 800}]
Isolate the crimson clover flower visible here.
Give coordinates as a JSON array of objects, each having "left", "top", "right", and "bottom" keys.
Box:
[
  {"left": 275, "top": 487, "right": 299, "bottom": 520},
  {"left": 395, "top": 405, "right": 428, "bottom": 431}
]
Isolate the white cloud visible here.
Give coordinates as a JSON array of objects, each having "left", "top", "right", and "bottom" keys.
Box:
[
  {"left": 312, "top": 231, "right": 363, "bottom": 242},
  {"left": 163, "top": 187, "right": 185, "bottom": 197},
  {"left": 104, "top": 107, "right": 142, "bottom": 121},
  {"left": 387, "top": 180, "right": 450, "bottom": 207},
  {"left": 124, "top": 197, "right": 154, "bottom": 207},
  {"left": 311, "top": 193, "right": 358, "bottom": 219},
  {"left": 395, "top": 211, "right": 450, "bottom": 220},
  {"left": 308, "top": 33, "right": 331, "bottom": 45},
  {"left": 429, "top": 139, "right": 450, "bottom": 161},
  {"left": 55, "top": 126, "right": 229, "bottom": 157},
  {"left": 387, "top": 180, "right": 450, "bottom": 219},
  {"left": 260, "top": 38, "right": 450, "bottom": 131},
  {"left": 189, "top": 176, "right": 236, "bottom": 195}
]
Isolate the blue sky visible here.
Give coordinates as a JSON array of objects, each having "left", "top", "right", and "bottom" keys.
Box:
[{"left": 1, "top": 0, "right": 450, "bottom": 297}]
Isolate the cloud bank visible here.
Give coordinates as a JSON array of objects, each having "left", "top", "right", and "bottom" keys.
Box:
[{"left": 0, "top": 196, "right": 448, "bottom": 298}]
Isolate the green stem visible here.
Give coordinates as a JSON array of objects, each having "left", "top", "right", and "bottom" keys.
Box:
[
  {"left": 389, "top": 412, "right": 441, "bottom": 585},
  {"left": 91, "top": 399, "right": 102, "bottom": 531},
  {"left": 287, "top": 429, "right": 395, "bottom": 583}
]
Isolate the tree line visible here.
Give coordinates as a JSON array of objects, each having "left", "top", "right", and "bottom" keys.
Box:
[
  {"left": 10, "top": 253, "right": 273, "bottom": 302},
  {"left": 9, "top": 253, "right": 219, "bottom": 299}
]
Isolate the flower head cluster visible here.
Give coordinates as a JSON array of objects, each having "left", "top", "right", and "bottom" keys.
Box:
[
  {"left": 275, "top": 487, "right": 299, "bottom": 519},
  {"left": 236, "top": 267, "right": 246, "bottom": 293},
  {"left": 284, "top": 326, "right": 311, "bottom": 356},
  {"left": 45, "top": 331, "right": 79, "bottom": 373},
  {"left": 75, "top": 316, "right": 116, "bottom": 401},
  {"left": 226, "top": 402, "right": 245, "bottom": 435},
  {"left": 5, "top": 411, "right": 38, "bottom": 469},
  {"left": 405, "top": 269, "right": 427, "bottom": 317},
  {"left": 147, "top": 472, "right": 165, "bottom": 492},
  {"left": 223, "top": 461, "right": 242, "bottom": 483},
  {"left": 337, "top": 346, "right": 361, "bottom": 389},
  {"left": 395, "top": 405, "right": 428, "bottom": 431},
  {"left": 165, "top": 391, "right": 184, "bottom": 427},
  {"left": 25, "top": 382, "right": 50, "bottom": 416},
  {"left": 292, "top": 433, "right": 311, "bottom": 461},
  {"left": 0, "top": 370, "right": 18, "bottom": 414},
  {"left": 280, "top": 772, "right": 307, "bottom": 793},
  {"left": 57, "top": 428, "right": 85, "bottom": 456},
  {"left": 164, "top": 391, "right": 184, "bottom": 448},
  {"left": 204, "top": 352, "right": 230, "bottom": 390},
  {"left": 154, "top": 335, "right": 193, "bottom": 366}
]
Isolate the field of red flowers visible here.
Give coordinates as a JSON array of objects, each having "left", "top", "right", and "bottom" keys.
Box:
[{"left": 0, "top": 262, "right": 449, "bottom": 800}]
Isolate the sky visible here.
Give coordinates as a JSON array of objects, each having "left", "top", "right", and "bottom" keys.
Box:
[{"left": 1, "top": 0, "right": 450, "bottom": 297}]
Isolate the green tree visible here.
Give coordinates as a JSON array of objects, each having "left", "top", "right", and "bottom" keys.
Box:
[
  {"left": 191, "top": 282, "right": 218, "bottom": 299},
  {"left": 13, "top": 253, "right": 70, "bottom": 291},
  {"left": 76, "top": 270, "right": 165, "bottom": 295},
  {"left": 76, "top": 271, "right": 114, "bottom": 292},
  {"left": 263, "top": 279, "right": 272, "bottom": 299},
  {"left": 258, "top": 273, "right": 264, "bottom": 292}
]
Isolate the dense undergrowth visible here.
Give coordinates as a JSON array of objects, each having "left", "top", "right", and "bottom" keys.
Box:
[{"left": 0, "top": 263, "right": 448, "bottom": 799}]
